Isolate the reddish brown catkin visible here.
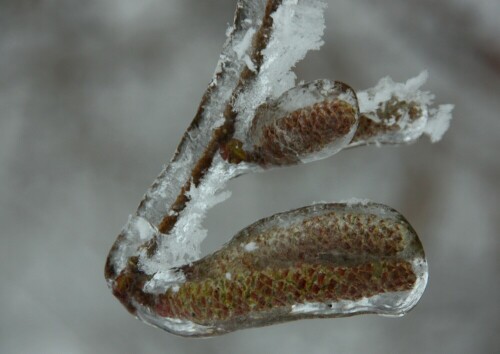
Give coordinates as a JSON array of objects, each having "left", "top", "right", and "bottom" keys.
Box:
[
  {"left": 249, "top": 80, "right": 359, "bottom": 166},
  {"left": 135, "top": 202, "right": 426, "bottom": 336}
]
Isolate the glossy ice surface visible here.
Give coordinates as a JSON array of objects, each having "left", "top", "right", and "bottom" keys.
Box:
[{"left": 150, "top": 203, "right": 427, "bottom": 336}]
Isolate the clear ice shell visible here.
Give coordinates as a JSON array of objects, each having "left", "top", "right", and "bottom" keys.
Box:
[
  {"left": 133, "top": 202, "right": 427, "bottom": 337},
  {"left": 249, "top": 80, "right": 359, "bottom": 166}
]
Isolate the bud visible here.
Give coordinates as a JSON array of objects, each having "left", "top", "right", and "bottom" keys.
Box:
[{"left": 249, "top": 80, "right": 359, "bottom": 166}]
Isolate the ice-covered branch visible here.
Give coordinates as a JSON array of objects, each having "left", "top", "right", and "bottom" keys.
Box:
[{"left": 105, "top": 0, "right": 452, "bottom": 337}]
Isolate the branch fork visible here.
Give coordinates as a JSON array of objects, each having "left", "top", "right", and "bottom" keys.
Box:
[{"left": 105, "top": 0, "right": 452, "bottom": 337}]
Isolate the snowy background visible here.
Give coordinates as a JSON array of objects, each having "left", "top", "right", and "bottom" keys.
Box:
[{"left": 1, "top": 0, "right": 499, "bottom": 353}]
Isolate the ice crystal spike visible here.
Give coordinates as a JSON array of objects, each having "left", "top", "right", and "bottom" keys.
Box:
[
  {"left": 117, "top": 202, "right": 427, "bottom": 337},
  {"left": 249, "top": 80, "right": 359, "bottom": 166}
]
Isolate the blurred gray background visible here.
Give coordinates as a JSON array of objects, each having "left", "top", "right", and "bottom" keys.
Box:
[{"left": 1, "top": 0, "right": 499, "bottom": 353}]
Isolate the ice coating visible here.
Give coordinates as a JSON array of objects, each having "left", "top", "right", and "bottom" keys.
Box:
[
  {"left": 351, "top": 71, "right": 454, "bottom": 147},
  {"left": 233, "top": 0, "right": 327, "bottom": 139},
  {"left": 106, "top": 0, "right": 331, "bottom": 281},
  {"left": 133, "top": 0, "right": 269, "bottom": 227},
  {"left": 147, "top": 202, "right": 427, "bottom": 336},
  {"left": 249, "top": 80, "right": 359, "bottom": 165}
]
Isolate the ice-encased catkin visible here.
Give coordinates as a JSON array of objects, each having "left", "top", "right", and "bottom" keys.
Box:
[
  {"left": 122, "top": 202, "right": 427, "bottom": 337},
  {"left": 249, "top": 80, "right": 359, "bottom": 166}
]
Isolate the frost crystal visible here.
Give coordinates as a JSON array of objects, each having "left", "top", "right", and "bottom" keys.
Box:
[
  {"left": 234, "top": 0, "right": 327, "bottom": 137},
  {"left": 105, "top": 0, "right": 451, "bottom": 337},
  {"left": 243, "top": 241, "right": 259, "bottom": 252},
  {"left": 352, "top": 71, "right": 454, "bottom": 146},
  {"left": 424, "top": 104, "right": 454, "bottom": 143}
]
